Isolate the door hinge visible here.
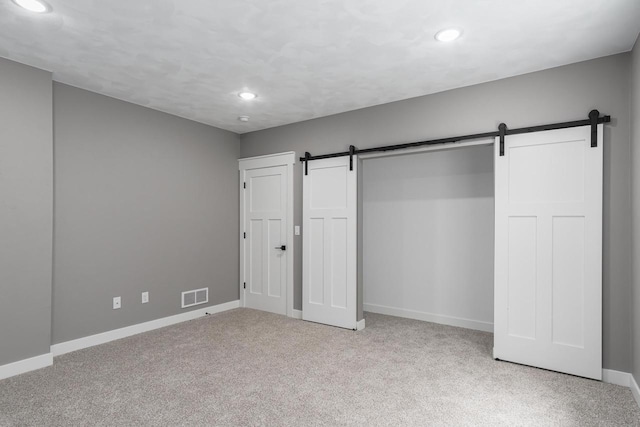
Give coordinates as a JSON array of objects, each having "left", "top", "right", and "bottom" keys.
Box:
[
  {"left": 243, "top": 232, "right": 246, "bottom": 239},
  {"left": 243, "top": 282, "right": 246, "bottom": 289},
  {"left": 243, "top": 182, "right": 246, "bottom": 189}
]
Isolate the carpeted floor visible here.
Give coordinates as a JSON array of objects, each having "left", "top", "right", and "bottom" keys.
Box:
[{"left": 0, "top": 309, "right": 639, "bottom": 426}]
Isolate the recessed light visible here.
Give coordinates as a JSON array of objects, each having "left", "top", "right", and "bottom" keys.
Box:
[
  {"left": 435, "top": 28, "right": 462, "bottom": 42},
  {"left": 238, "top": 92, "right": 257, "bottom": 100},
  {"left": 238, "top": 116, "right": 250, "bottom": 122},
  {"left": 12, "top": 0, "right": 51, "bottom": 13}
]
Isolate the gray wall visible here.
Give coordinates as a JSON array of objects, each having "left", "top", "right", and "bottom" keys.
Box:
[
  {"left": 0, "top": 58, "right": 53, "bottom": 365},
  {"left": 52, "top": 83, "right": 240, "bottom": 344},
  {"left": 362, "top": 146, "right": 494, "bottom": 328},
  {"left": 631, "top": 37, "right": 640, "bottom": 381},
  {"left": 240, "top": 53, "right": 633, "bottom": 372}
]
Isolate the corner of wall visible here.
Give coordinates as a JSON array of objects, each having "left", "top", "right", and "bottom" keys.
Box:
[
  {"left": 632, "top": 374, "right": 640, "bottom": 409},
  {"left": 630, "top": 33, "right": 640, "bottom": 383},
  {"left": 0, "top": 57, "right": 53, "bottom": 368}
]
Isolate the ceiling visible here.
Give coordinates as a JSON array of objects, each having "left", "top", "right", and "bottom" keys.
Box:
[{"left": 0, "top": 0, "right": 639, "bottom": 134}]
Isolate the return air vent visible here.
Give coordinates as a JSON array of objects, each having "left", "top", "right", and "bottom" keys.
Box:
[{"left": 181, "top": 287, "right": 208, "bottom": 308}]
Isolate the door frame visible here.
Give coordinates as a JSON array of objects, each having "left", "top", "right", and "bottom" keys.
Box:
[{"left": 238, "top": 152, "right": 295, "bottom": 318}]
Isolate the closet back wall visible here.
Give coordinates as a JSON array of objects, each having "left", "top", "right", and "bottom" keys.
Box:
[
  {"left": 240, "top": 53, "right": 632, "bottom": 372},
  {"left": 52, "top": 83, "right": 240, "bottom": 344},
  {"left": 362, "top": 146, "right": 494, "bottom": 330}
]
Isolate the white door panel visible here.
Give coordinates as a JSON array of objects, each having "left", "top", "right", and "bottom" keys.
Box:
[
  {"left": 303, "top": 157, "right": 357, "bottom": 329},
  {"left": 249, "top": 219, "right": 264, "bottom": 295},
  {"left": 494, "top": 125, "right": 602, "bottom": 379},
  {"left": 268, "top": 219, "right": 284, "bottom": 297}
]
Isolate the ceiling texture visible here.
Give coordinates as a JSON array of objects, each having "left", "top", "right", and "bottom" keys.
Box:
[{"left": 0, "top": 0, "right": 639, "bottom": 134}]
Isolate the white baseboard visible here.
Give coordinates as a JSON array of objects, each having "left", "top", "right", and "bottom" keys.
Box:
[
  {"left": 356, "top": 318, "right": 366, "bottom": 331},
  {"left": 631, "top": 374, "right": 640, "bottom": 408},
  {"left": 0, "top": 353, "right": 53, "bottom": 381},
  {"left": 601, "top": 369, "right": 640, "bottom": 409},
  {"left": 51, "top": 300, "right": 240, "bottom": 357},
  {"left": 364, "top": 303, "right": 493, "bottom": 333},
  {"left": 602, "top": 369, "right": 631, "bottom": 387}
]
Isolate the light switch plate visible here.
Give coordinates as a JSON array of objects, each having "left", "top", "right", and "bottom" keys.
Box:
[
  {"left": 295, "top": 226, "right": 300, "bottom": 236},
  {"left": 113, "top": 296, "right": 121, "bottom": 309},
  {"left": 141, "top": 292, "right": 149, "bottom": 304}
]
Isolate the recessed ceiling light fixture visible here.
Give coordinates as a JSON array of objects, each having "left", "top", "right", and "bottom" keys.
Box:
[
  {"left": 238, "top": 92, "right": 257, "bottom": 100},
  {"left": 12, "top": 0, "right": 51, "bottom": 13},
  {"left": 435, "top": 28, "right": 462, "bottom": 42},
  {"left": 238, "top": 116, "right": 250, "bottom": 122}
]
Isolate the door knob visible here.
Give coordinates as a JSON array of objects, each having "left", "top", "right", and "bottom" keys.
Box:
[{"left": 275, "top": 245, "right": 286, "bottom": 251}]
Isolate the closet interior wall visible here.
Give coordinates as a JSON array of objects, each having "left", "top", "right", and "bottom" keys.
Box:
[{"left": 362, "top": 144, "right": 494, "bottom": 331}]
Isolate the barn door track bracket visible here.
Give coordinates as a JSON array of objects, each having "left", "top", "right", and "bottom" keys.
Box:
[
  {"left": 304, "top": 152, "right": 310, "bottom": 175},
  {"left": 349, "top": 145, "right": 356, "bottom": 171},
  {"left": 589, "top": 109, "right": 600, "bottom": 148},
  {"left": 498, "top": 123, "right": 507, "bottom": 157}
]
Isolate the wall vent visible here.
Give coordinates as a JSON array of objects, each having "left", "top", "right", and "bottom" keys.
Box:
[{"left": 181, "top": 287, "right": 209, "bottom": 308}]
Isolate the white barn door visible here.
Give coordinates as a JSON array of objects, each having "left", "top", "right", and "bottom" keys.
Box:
[
  {"left": 303, "top": 156, "right": 358, "bottom": 329},
  {"left": 494, "top": 125, "right": 603, "bottom": 379}
]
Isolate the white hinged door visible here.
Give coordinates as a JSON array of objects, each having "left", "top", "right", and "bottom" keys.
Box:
[
  {"left": 239, "top": 151, "right": 295, "bottom": 318},
  {"left": 303, "top": 156, "right": 357, "bottom": 329},
  {"left": 494, "top": 125, "right": 603, "bottom": 379}
]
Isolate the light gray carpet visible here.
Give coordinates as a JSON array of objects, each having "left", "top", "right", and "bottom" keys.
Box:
[{"left": 0, "top": 309, "right": 639, "bottom": 426}]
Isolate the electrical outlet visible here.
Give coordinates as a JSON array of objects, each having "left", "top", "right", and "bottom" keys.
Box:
[
  {"left": 113, "top": 296, "right": 121, "bottom": 310},
  {"left": 295, "top": 226, "right": 300, "bottom": 236},
  {"left": 141, "top": 292, "right": 149, "bottom": 304}
]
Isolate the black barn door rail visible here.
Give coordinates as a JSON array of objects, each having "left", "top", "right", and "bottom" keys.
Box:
[{"left": 300, "top": 110, "right": 611, "bottom": 174}]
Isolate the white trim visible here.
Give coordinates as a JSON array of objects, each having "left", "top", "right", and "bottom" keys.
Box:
[
  {"left": 600, "top": 370, "right": 640, "bottom": 409},
  {"left": 291, "top": 309, "right": 302, "bottom": 319},
  {"left": 0, "top": 352, "right": 53, "bottom": 381},
  {"left": 356, "top": 319, "right": 366, "bottom": 331},
  {"left": 285, "top": 158, "right": 294, "bottom": 318},
  {"left": 364, "top": 303, "right": 493, "bottom": 333},
  {"left": 631, "top": 375, "right": 640, "bottom": 408},
  {"left": 601, "top": 369, "right": 631, "bottom": 387},
  {"left": 239, "top": 151, "right": 295, "bottom": 318},
  {"left": 52, "top": 300, "right": 239, "bottom": 357},
  {"left": 238, "top": 151, "right": 296, "bottom": 170},
  {"left": 358, "top": 139, "right": 493, "bottom": 160}
]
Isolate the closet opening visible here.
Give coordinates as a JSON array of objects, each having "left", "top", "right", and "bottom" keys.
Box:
[{"left": 360, "top": 141, "right": 494, "bottom": 332}]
